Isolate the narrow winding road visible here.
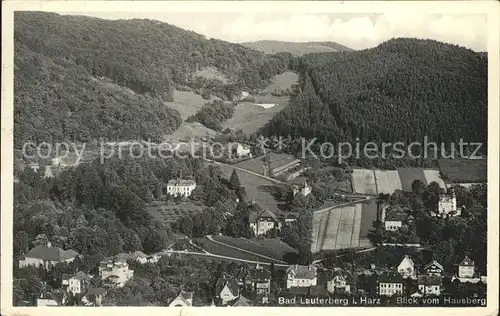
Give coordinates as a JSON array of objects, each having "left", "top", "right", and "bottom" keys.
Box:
[{"left": 159, "top": 248, "right": 290, "bottom": 267}]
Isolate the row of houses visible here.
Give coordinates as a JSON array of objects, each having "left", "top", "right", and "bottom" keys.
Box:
[
  {"left": 19, "top": 241, "right": 486, "bottom": 306},
  {"left": 175, "top": 263, "right": 353, "bottom": 307},
  {"left": 18, "top": 242, "right": 140, "bottom": 306},
  {"left": 378, "top": 255, "right": 486, "bottom": 297}
]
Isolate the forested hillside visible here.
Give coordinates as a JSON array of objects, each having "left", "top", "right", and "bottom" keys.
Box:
[
  {"left": 14, "top": 12, "right": 292, "bottom": 146},
  {"left": 263, "top": 38, "right": 488, "bottom": 148},
  {"left": 14, "top": 42, "right": 183, "bottom": 145},
  {"left": 14, "top": 155, "right": 236, "bottom": 257}
]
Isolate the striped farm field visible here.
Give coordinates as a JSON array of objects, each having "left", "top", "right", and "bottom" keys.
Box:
[
  {"left": 312, "top": 203, "right": 372, "bottom": 253},
  {"left": 336, "top": 206, "right": 356, "bottom": 249},
  {"left": 353, "top": 168, "right": 448, "bottom": 195},
  {"left": 374, "top": 170, "right": 403, "bottom": 194},
  {"left": 397, "top": 168, "right": 428, "bottom": 192},
  {"left": 350, "top": 204, "right": 363, "bottom": 248},
  {"left": 352, "top": 169, "right": 377, "bottom": 195},
  {"left": 423, "top": 169, "right": 447, "bottom": 189},
  {"left": 311, "top": 211, "right": 329, "bottom": 253},
  {"left": 321, "top": 210, "right": 342, "bottom": 250}
]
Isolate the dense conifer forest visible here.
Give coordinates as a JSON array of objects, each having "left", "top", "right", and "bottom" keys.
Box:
[{"left": 263, "top": 38, "right": 488, "bottom": 148}]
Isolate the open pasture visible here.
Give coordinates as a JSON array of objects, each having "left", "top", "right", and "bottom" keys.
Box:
[
  {"left": 165, "top": 90, "right": 220, "bottom": 120},
  {"left": 423, "top": 169, "right": 447, "bottom": 189},
  {"left": 352, "top": 169, "right": 377, "bottom": 195},
  {"left": 438, "top": 158, "right": 487, "bottom": 184},
  {"left": 397, "top": 168, "right": 428, "bottom": 192},
  {"left": 374, "top": 170, "right": 403, "bottom": 194},
  {"left": 213, "top": 236, "right": 297, "bottom": 261},
  {"left": 216, "top": 164, "right": 283, "bottom": 215}
]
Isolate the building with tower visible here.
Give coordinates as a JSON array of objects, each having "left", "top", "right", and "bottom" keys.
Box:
[{"left": 436, "top": 188, "right": 460, "bottom": 217}]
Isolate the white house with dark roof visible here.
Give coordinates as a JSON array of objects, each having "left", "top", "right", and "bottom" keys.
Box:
[
  {"left": 286, "top": 264, "right": 317, "bottom": 289},
  {"left": 327, "top": 270, "right": 353, "bottom": 294},
  {"left": 417, "top": 275, "right": 442, "bottom": 296},
  {"left": 423, "top": 260, "right": 444, "bottom": 277},
  {"left": 166, "top": 178, "right": 196, "bottom": 197},
  {"left": 168, "top": 291, "right": 194, "bottom": 307},
  {"left": 383, "top": 206, "right": 413, "bottom": 231},
  {"left": 384, "top": 212, "right": 406, "bottom": 231},
  {"left": 19, "top": 242, "right": 79, "bottom": 270},
  {"left": 62, "top": 271, "right": 91, "bottom": 294},
  {"left": 248, "top": 203, "right": 278, "bottom": 236},
  {"left": 397, "top": 255, "right": 416, "bottom": 279},
  {"left": 216, "top": 277, "right": 240, "bottom": 305},
  {"left": 452, "top": 256, "right": 488, "bottom": 284},
  {"left": 458, "top": 256, "right": 475, "bottom": 279},
  {"left": 378, "top": 274, "right": 404, "bottom": 297}
]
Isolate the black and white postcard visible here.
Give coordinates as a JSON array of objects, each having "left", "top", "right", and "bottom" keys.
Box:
[{"left": 1, "top": 1, "right": 499, "bottom": 315}]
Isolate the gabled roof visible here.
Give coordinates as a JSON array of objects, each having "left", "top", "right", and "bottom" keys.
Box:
[
  {"left": 24, "top": 244, "right": 79, "bottom": 262},
  {"left": 64, "top": 271, "right": 91, "bottom": 282},
  {"left": 232, "top": 295, "right": 251, "bottom": 306},
  {"left": 167, "top": 179, "right": 196, "bottom": 186},
  {"left": 248, "top": 207, "right": 277, "bottom": 223},
  {"left": 424, "top": 260, "right": 444, "bottom": 271},
  {"left": 378, "top": 273, "right": 404, "bottom": 283},
  {"left": 250, "top": 267, "right": 271, "bottom": 282},
  {"left": 398, "top": 255, "right": 415, "bottom": 267},
  {"left": 169, "top": 291, "right": 193, "bottom": 306},
  {"left": 216, "top": 278, "right": 240, "bottom": 297},
  {"left": 325, "top": 268, "right": 352, "bottom": 281},
  {"left": 236, "top": 269, "right": 252, "bottom": 282},
  {"left": 460, "top": 256, "right": 475, "bottom": 267},
  {"left": 418, "top": 275, "right": 442, "bottom": 286},
  {"left": 385, "top": 212, "right": 407, "bottom": 222},
  {"left": 286, "top": 265, "right": 317, "bottom": 279}
]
